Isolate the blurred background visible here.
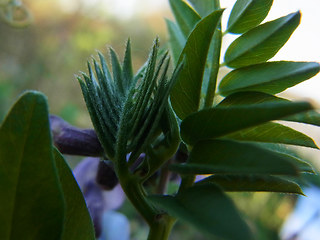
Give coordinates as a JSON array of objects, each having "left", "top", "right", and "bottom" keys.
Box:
[{"left": 0, "top": 0, "right": 320, "bottom": 239}]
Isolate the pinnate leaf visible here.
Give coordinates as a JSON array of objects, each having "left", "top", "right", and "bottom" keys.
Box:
[
  {"left": 189, "top": 0, "right": 220, "bottom": 17},
  {"left": 170, "top": 139, "right": 300, "bottom": 176},
  {"left": 227, "top": 0, "right": 273, "bottom": 34},
  {"left": 171, "top": 9, "right": 224, "bottom": 119},
  {"left": 224, "top": 11, "right": 301, "bottom": 68},
  {"left": 196, "top": 174, "right": 304, "bottom": 194},
  {"left": 149, "top": 184, "right": 253, "bottom": 240},
  {"left": 169, "top": 0, "right": 201, "bottom": 37},
  {"left": 224, "top": 122, "right": 318, "bottom": 149},
  {"left": 219, "top": 61, "right": 320, "bottom": 96},
  {"left": 165, "top": 19, "right": 185, "bottom": 65},
  {"left": 218, "top": 91, "right": 320, "bottom": 127},
  {"left": 180, "top": 99, "right": 312, "bottom": 145}
]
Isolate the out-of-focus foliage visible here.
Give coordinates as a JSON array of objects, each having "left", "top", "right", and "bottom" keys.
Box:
[
  {"left": 0, "top": 0, "right": 33, "bottom": 28},
  {"left": 0, "top": 0, "right": 166, "bottom": 125}
]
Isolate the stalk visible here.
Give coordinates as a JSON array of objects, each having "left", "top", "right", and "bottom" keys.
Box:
[{"left": 147, "top": 214, "right": 176, "bottom": 240}]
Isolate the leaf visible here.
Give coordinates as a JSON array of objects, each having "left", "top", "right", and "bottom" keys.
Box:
[
  {"left": 189, "top": 0, "right": 220, "bottom": 17},
  {"left": 227, "top": 0, "right": 273, "bottom": 34},
  {"left": 196, "top": 174, "right": 304, "bottom": 194},
  {"left": 122, "top": 39, "right": 134, "bottom": 90},
  {"left": 180, "top": 99, "right": 312, "bottom": 145},
  {"left": 224, "top": 122, "right": 318, "bottom": 149},
  {"left": 218, "top": 91, "right": 320, "bottom": 127},
  {"left": 254, "top": 143, "right": 314, "bottom": 173},
  {"left": 286, "top": 111, "right": 320, "bottom": 127},
  {"left": 224, "top": 11, "right": 301, "bottom": 68},
  {"left": 165, "top": 19, "right": 185, "bottom": 65},
  {"left": 171, "top": 9, "right": 224, "bottom": 119},
  {"left": 203, "top": 29, "right": 222, "bottom": 107},
  {"left": 54, "top": 149, "right": 96, "bottom": 240},
  {"left": 170, "top": 139, "right": 299, "bottom": 175},
  {"left": 169, "top": 0, "right": 201, "bottom": 37},
  {"left": 219, "top": 61, "right": 320, "bottom": 96},
  {"left": 0, "top": 91, "right": 65, "bottom": 240},
  {"left": 149, "top": 184, "right": 253, "bottom": 240}
]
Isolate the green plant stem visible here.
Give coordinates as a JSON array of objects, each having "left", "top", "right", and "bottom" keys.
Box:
[
  {"left": 116, "top": 158, "right": 176, "bottom": 240},
  {"left": 115, "top": 159, "right": 156, "bottom": 225},
  {"left": 156, "top": 158, "right": 172, "bottom": 194},
  {"left": 147, "top": 214, "right": 176, "bottom": 240}
]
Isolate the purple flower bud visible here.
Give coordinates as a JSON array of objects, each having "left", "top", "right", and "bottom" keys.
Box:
[
  {"left": 50, "top": 115, "right": 103, "bottom": 156},
  {"left": 96, "top": 160, "right": 118, "bottom": 190},
  {"left": 73, "top": 157, "right": 126, "bottom": 237},
  {"left": 83, "top": 181, "right": 104, "bottom": 238}
]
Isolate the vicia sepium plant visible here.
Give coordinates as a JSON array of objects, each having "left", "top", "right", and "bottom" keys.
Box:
[
  {"left": 78, "top": 0, "right": 320, "bottom": 239},
  {"left": 1, "top": 0, "right": 320, "bottom": 240}
]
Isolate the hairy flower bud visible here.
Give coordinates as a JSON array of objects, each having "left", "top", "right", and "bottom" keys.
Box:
[{"left": 50, "top": 115, "right": 104, "bottom": 156}]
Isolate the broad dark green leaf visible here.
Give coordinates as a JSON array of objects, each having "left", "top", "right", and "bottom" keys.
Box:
[
  {"left": 286, "top": 111, "right": 320, "bottom": 127},
  {"left": 171, "top": 9, "right": 224, "bottom": 119},
  {"left": 224, "top": 11, "right": 301, "bottom": 68},
  {"left": 149, "top": 184, "right": 253, "bottom": 240},
  {"left": 54, "top": 149, "right": 96, "bottom": 240},
  {"left": 170, "top": 139, "right": 299, "bottom": 175},
  {"left": 0, "top": 91, "right": 65, "bottom": 240},
  {"left": 255, "top": 143, "right": 314, "bottom": 173},
  {"left": 227, "top": 0, "right": 273, "bottom": 34},
  {"left": 196, "top": 174, "right": 304, "bottom": 194},
  {"left": 219, "top": 61, "right": 320, "bottom": 96},
  {"left": 189, "top": 0, "right": 220, "bottom": 17},
  {"left": 165, "top": 19, "right": 185, "bottom": 65},
  {"left": 180, "top": 99, "right": 312, "bottom": 145},
  {"left": 224, "top": 122, "right": 318, "bottom": 149},
  {"left": 218, "top": 91, "right": 320, "bottom": 127},
  {"left": 169, "top": 0, "right": 201, "bottom": 37}
]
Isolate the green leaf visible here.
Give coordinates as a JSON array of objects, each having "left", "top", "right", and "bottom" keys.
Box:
[
  {"left": 196, "top": 174, "right": 304, "bottom": 194},
  {"left": 219, "top": 61, "right": 320, "bottom": 96},
  {"left": 0, "top": 91, "right": 65, "bottom": 240},
  {"left": 122, "top": 39, "right": 134, "bottom": 90},
  {"left": 165, "top": 19, "right": 185, "bottom": 66},
  {"left": 171, "top": 9, "right": 224, "bottom": 119},
  {"left": 254, "top": 143, "right": 314, "bottom": 173},
  {"left": 169, "top": 0, "right": 201, "bottom": 37},
  {"left": 227, "top": 0, "right": 273, "bottom": 34},
  {"left": 286, "top": 111, "right": 320, "bottom": 127},
  {"left": 224, "top": 11, "right": 301, "bottom": 68},
  {"left": 110, "top": 48, "right": 125, "bottom": 95},
  {"left": 54, "top": 149, "right": 96, "bottom": 240},
  {"left": 149, "top": 184, "right": 253, "bottom": 240},
  {"left": 203, "top": 28, "right": 222, "bottom": 107},
  {"left": 170, "top": 139, "right": 299, "bottom": 175},
  {"left": 189, "top": 0, "right": 220, "bottom": 17},
  {"left": 218, "top": 91, "right": 320, "bottom": 127},
  {"left": 224, "top": 122, "right": 318, "bottom": 149},
  {"left": 180, "top": 99, "right": 312, "bottom": 145}
]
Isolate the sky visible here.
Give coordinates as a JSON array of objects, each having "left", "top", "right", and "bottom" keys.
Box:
[{"left": 58, "top": 0, "right": 320, "bottom": 102}]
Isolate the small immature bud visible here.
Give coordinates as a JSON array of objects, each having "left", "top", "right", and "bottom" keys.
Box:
[
  {"left": 50, "top": 115, "right": 104, "bottom": 156},
  {"left": 96, "top": 160, "right": 118, "bottom": 190}
]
